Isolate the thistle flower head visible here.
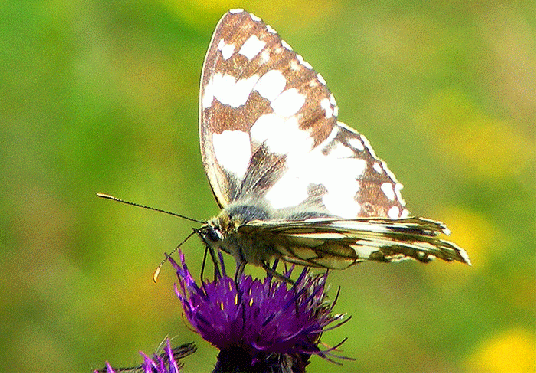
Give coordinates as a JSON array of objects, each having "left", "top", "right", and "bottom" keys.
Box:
[{"left": 172, "top": 252, "right": 348, "bottom": 372}]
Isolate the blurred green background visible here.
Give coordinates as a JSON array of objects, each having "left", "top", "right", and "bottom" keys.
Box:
[{"left": 1, "top": 0, "right": 534, "bottom": 372}]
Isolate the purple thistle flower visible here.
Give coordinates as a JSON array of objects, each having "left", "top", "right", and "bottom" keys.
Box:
[
  {"left": 95, "top": 339, "right": 195, "bottom": 373},
  {"left": 171, "top": 251, "right": 349, "bottom": 372}
]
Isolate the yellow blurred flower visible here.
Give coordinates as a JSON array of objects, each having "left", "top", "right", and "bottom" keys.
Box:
[
  {"left": 424, "top": 207, "right": 492, "bottom": 289},
  {"left": 440, "top": 206, "right": 498, "bottom": 269},
  {"left": 466, "top": 328, "right": 536, "bottom": 373}
]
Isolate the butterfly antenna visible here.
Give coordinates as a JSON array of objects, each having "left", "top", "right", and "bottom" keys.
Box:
[
  {"left": 96, "top": 193, "right": 206, "bottom": 224},
  {"left": 153, "top": 230, "right": 198, "bottom": 283}
]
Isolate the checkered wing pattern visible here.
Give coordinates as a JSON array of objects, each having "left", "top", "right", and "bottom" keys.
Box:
[
  {"left": 200, "top": 10, "right": 406, "bottom": 219},
  {"left": 239, "top": 217, "right": 470, "bottom": 268},
  {"left": 198, "top": 9, "right": 470, "bottom": 267}
]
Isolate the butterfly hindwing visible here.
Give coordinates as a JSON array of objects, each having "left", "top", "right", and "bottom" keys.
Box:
[{"left": 239, "top": 217, "right": 471, "bottom": 268}]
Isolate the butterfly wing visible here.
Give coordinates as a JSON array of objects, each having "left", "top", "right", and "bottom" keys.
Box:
[
  {"left": 199, "top": 10, "right": 405, "bottom": 219},
  {"left": 199, "top": 10, "right": 469, "bottom": 268},
  {"left": 200, "top": 9, "right": 308, "bottom": 209},
  {"left": 239, "top": 217, "right": 471, "bottom": 268}
]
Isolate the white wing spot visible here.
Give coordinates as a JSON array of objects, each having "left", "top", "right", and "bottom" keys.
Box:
[
  {"left": 217, "top": 39, "right": 235, "bottom": 60},
  {"left": 239, "top": 35, "right": 266, "bottom": 60},
  {"left": 251, "top": 114, "right": 312, "bottom": 155},
  {"left": 388, "top": 206, "right": 400, "bottom": 218},
  {"left": 317, "top": 73, "right": 326, "bottom": 85},
  {"left": 381, "top": 161, "right": 398, "bottom": 181},
  {"left": 394, "top": 183, "right": 404, "bottom": 202},
  {"left": 296, "top": 54, "right": 313, "bottom": 69},
  {"left": 271, "top": 88, "right": 305, "bottom": 117},
  {"left": 320, "top": 97, "right": 333, "bottom": 118},
  {"left": 265, "top": 179, "right": 309, "bottom": 212},
  {"left": 320, "top": 158, "right": 366, "bottom": 218},
  {"left": 290, "top": 232, "right": 347, "bottom": 239},
  {"left": 250, "top": 13, "right": 261, "bottom": 22},
  {"left": 360, "top": 135, "right": 377, "bottom": 158},
  {"left": 212, "top": 130, "right": 251, "bottom": 178},
  {"left": 290, "top": 59, "right": 300, "bottom": 71},
  {"left": 381, "top": 183, "right": 396, "bottom": 201},
  {"left": 324, "top": 195, "right": 362, "bottom": 218},
  {"left": 281, "top": 40, "right": 293, "bottom": 50},
  {"left": 325, "top": 125, "right": 339, "bottom": 142},
  {"left": 229, "top": 9, "right": 244, "bottom": 14},
  {"left": 212, "top": 73, "right": 259, "bottom": 107},
  {"left": 459, "top": 247, "right": 472, "bottom": 265},
  {"left": 329, "top": 142, "right": 354, "bottom": 158},
  {"left": 265, "top": 157, "right": 366, "bottom": 215},
  {"left": 333, "top": 106, "right": 339, "bottom": 117},
  {"left": 255, "top": 70, "right": 286, "bottom": 101},
  {"left": 329, "top": 94, "right": 337, "bottom": 106},
  {"left": 260, "top": 49, "right": 270, "bottom": 63},
  {"left": 348, "top": 137, "right": 364, "bottom": 151},
  {"left": 202, "top": 78, "right": 215, "bottom": 108},
  {"left": 373, "top": 162, "right": 383, "bottom": 174},
  {"left": 401, "top": 208, "right": 409, "bottom": 218},
  {"left": 263, "top": 127, "right": 368, "bottom": 217},
  {"left": 350, "top": 244, "right": 375, "bottom": 259},
  {"left": 266, "top": 25, "right": 276, "bottom": 33}
]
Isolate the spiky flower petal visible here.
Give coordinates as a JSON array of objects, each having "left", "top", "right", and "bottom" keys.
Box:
[{"left": 95, "top": 339, "right": 195, "bottom": 373}]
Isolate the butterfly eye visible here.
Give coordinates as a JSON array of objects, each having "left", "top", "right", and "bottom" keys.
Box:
[{"left": 206, "top": 227, "right": 221, "bottom": 243}]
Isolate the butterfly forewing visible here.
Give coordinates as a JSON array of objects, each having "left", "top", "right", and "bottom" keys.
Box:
[
  {"left": 198, "top": 9, "right": 470, "bottom": 269},
  {"left": 200, "top": 10, "right": 406, "bottom": 219},
  {"left": 200, "top": 10, "right": 338, "bottom": 208}
]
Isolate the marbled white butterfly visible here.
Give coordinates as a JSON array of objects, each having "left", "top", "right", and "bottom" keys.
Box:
[{"left": 195, "top": 9, "right": 470, "bottom": 275}]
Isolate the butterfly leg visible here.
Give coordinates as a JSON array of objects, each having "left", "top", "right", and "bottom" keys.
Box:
[
  {"left": 261, "top": 261, "right": 295, "bottom": 285},
  {"left": 207, "top": 245, "right": 222, "bottom": 280},
  {"left": 200, "top": 245, "right": 210, "bottom": 281},
  {"left": 197, "top": 228, "right": 223, "bottom": 280},
  {"left": 234, "top": 259, "right": 246, "bottom": 285},
  {"left": 200, "top": 244, "right": 222, "bottom": 281}
]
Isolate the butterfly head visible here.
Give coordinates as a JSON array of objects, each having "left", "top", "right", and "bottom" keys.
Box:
[
  {"left": 197, "top": 207, "right": 242, "bottom": 257},
  {"left": 197, "top": 202, "right": 276, "bottom": 267}
]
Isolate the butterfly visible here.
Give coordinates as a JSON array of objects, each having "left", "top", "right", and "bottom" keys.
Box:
[{"left": 196, "top": 9, "right": 470, "bottom": 275}]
